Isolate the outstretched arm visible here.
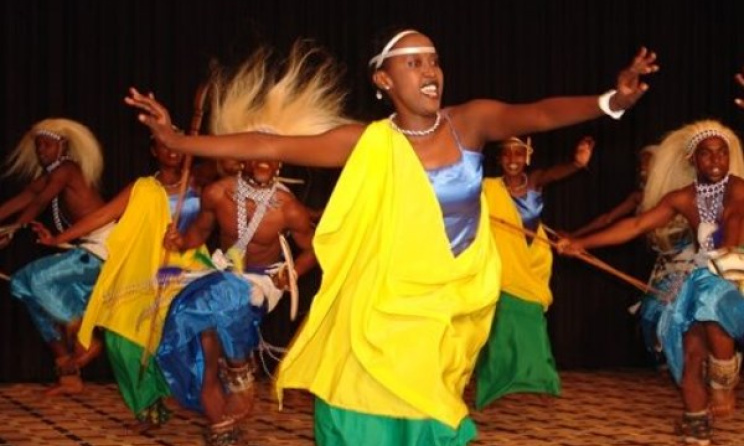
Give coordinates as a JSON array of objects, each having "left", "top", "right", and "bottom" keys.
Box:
[
  {"left": 463, "top": 47, "right": 659, "bottom": 142},
  {"left": 125, "top": 88, "right": 364, "bottom": 168},
  {"left": 559, "top": 191, "right": 680, "bottom": 255},
  {"left": 34, "top": 183, "right": 133, "bottom": 246},
  {"left": 0, "top": 176, "right": 49, "bottom": 223},
  {"left": 12, "top": 164, "right": 78, "bottom": 226},
  {"left": 570, "top": 190, "right": 642, "bottom": 238},
  {"left": 531, "top": 136, "right": 594, "bottom": 189}
]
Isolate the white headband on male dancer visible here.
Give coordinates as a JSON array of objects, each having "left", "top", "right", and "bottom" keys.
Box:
[
  {"left": 35, "top": 129, "right": 64, "bottom": 141},
  {"left": 685, "top": 129, "right": 729, "bottom": 159},
  {"left": 368, "top": 30, "right": 436, "bottom": 70}
]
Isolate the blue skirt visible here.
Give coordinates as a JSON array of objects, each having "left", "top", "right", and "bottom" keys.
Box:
[
  {"left": 156, "top": 271, "right": 264, "bottom": 413},
  {"left": 10, "top": 248, "right": 103, "bottom": 342},
  {"left": 658, "top": 268, "right": 744, "bottom": 383}
]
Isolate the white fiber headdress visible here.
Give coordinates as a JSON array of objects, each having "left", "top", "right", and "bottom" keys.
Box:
[
  {"left": 4, "top": 118, "right": 104, "bottom": 187},
  {"left": 641, "top": 119, "right": 744, "bottom": 212},
  {"left": 209, "top": 40, "right": 354, "bottom": 138}
]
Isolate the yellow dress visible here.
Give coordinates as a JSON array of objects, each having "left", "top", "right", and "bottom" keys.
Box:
[{"left": 276, "top": 120, "right": 501, "bottom": 429}]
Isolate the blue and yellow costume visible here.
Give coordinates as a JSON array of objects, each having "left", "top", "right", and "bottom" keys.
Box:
[
  {"left": 475, "top": 179, "right": 559, "bottom": 409},
  {"left": 76, "top": 177, "right": 203, "bottom": 423},
  {"left": 276, "top": 119, "right": 500, "bottom": 446}
]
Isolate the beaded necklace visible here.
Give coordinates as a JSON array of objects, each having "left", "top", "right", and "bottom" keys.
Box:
[
  {"left": 389, "top": 112, "right": 442, "bottom": 137},
  {"left": 695, "top": 173, "right": 729, "bottom": 252},
  {"left": 44, "top": 155, "right": 73, "bottom": 232},
  {"left": 232, "top": 174, "right": 279, "bottom": 254}
]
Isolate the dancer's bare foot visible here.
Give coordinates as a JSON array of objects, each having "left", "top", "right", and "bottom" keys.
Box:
[
  {"left": 44, "top": 374, "right": 84, "bottom": 397},
  {"left": 125, "top": 419, "right": 162, "bottom": 434},
  {"left": 224, "top": 386, "right": 255, "bottom": 423}
]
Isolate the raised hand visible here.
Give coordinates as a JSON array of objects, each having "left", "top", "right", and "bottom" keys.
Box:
[
  {"left": 124, "top": 87, "right": 177, "bottom": 146},
  {"left": 735, "top": 69, "right": 744, "bottom": 110},
  {"left": 573, "top": 136, "right": 595, "bottom": 169},
  {"left": 611, "top": 47, "right": 660, "bottom": 111}
]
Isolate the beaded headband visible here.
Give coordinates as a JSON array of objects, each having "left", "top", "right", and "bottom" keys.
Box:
[
  {"left": 35, "top": 129, "right": 64, "bottom": 141},
  {"left": 685, "top": 129, "right": 729, "bottom": 158},
  {"left": 368, "top": 29, "right": 436, "bottom": 70}
]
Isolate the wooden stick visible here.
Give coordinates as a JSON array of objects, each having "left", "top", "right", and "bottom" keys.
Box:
[
  {"left": 490, "top": 217, "right": 658, "bottom": 295},
  {"left": 138, "top": 82, "right": 211, "bottom": 382}
]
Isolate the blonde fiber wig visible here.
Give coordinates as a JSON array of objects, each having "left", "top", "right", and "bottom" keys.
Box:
[
  {"left": 641, "top": 120, "right": 744, "bottom": 212},
  {"left": 5, "top": 118, "right": 104, "bottom": 187},
  {"left": 209, "top": 40, "right": 354, "bottom": 138}
]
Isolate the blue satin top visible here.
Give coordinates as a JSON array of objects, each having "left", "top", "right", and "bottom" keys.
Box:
[
  {"left": 426, "top": 120, "right": 482, "bottom": 256},
  {"left": 511, "top": 189, "right": 544, "bottom": 233},
  {"left": 167, "top": 186, "right": 200, "bottom": 232}
]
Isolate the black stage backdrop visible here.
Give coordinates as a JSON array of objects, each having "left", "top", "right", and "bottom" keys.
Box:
[{"left": 1, "top": 0, "right": 744, "bottom": 382}]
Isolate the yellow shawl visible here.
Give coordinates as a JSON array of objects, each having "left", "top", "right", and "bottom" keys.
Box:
[
  {"left": 276, "top": 120, "right": 501, "bottom": 428},
  {"left": 77, "top": 177, "right": 206, "bottom": 352},
  {"left": 483, "top": 178, "right": 553, "bottom": 309}
]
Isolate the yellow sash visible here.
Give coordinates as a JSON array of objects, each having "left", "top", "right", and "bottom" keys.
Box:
[
  {"left": 276, "top": 120, "right": 501, "bottom": 428},
  {"left": 77, "top": 177, "right": 206, "bottom": 351},
  {"left": 483, "top": 178, "right": 553, "bottom": 309}
]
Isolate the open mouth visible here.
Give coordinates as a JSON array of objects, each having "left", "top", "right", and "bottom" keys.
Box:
[{"left": 421, "top": 83, "right": 439, "bottom": 98}]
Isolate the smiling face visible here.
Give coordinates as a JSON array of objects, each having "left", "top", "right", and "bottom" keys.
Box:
[
  {"left": 151, "top": 139, "right": 184, "bottom": 169},
  {"left": 692, "top": 136, "right": 730, "bottom": 183},
  {"left": 499, "top": 143, "right": 529, "bottom": 177},
  {"left": 372, "top": 32, "right": 443, "bottom": 117}
]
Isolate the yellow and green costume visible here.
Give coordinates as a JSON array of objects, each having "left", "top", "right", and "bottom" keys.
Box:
[
  {"left": 475, "top": 178, "right": 559, "bottom": 409},
  {"left": 276, "top": 120, "right": 501, "bottom": 445},
  {"left": 77, "top": 177, "right": 206, "bottom": 420}
]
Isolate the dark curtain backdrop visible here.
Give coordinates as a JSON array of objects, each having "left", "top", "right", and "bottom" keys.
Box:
[{"left": 2, "top": 0, "right": 744, "bottom": 382}]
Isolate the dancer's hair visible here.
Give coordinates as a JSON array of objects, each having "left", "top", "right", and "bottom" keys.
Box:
[
  {"left": 4, "top": 118, "right": 104, "bottom": 187},
  {"left": 209, "top": 39, "right": 354, "bottom": 137},
  {"left": 640, "top": 119, "right": 744, "bottom": 212}
]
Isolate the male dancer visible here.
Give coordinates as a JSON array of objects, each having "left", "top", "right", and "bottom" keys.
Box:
[
  {"left": 559, "top": 120, "right": 744, "bottom": 445},
  {"left": 0, "top": 118, "right": 110, "bottom": 395}
]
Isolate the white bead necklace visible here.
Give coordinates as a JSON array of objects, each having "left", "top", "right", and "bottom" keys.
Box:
[
  {"left": 45, "top": 155, "right": 73, "bottom": 232},
  {"left": 233, "top": 174, "right": 278, "bottom": 254},
  {"left": 695, "top": 173, "right": 729, "bottom": 252},
  {"left": 389, "top": 112, "right": 442, "bottom": 137}
]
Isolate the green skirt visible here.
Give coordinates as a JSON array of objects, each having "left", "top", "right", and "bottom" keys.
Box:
[
  {"left": 474, "top": 292, "right": 560, "bottom": 409},
  {"left": 314, "top": 398, "right": 477, "bottom": 446},
  {"left": 104, "top": 331, "right": 171, "bottom": 417}
]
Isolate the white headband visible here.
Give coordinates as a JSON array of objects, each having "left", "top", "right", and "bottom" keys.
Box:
[
  {"left": 685, "top": 129, "right": 729, "bottom": 158},
  {"left": 35, "top": 129, "right": 64, "bottom": 141},
  {"left": 368, "top": 29, "right": 436, "bottom": 69}
]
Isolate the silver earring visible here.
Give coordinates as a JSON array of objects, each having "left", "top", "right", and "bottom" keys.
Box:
[{"left": 375, "top": 90, "right": 383, "bottom": 100}]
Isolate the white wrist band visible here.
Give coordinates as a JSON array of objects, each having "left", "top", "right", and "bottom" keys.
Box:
[{"left": 598, "top": 89, "right": 624, "bottom": 120}]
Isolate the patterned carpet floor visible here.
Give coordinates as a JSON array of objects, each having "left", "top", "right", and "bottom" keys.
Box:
[{"left": 1, "top": 369, "right": 743, "bottom": 445}]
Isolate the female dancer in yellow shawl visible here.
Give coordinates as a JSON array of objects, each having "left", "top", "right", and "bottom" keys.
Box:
[
  {"left": 474, "top": 135, "right": 594, "bottom": 409},
  {"left": 126, "top": 30, "right": 658, "bottom": 446},
  {"left": 33, "top": 134, "right": 204, "bottom": 431}
]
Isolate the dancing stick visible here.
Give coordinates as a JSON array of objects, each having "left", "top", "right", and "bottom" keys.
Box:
[
  {"left": 490, "top": 217, "right": 657, "bottom": 295},
  {"left": 138, "top": 82, "right": 211, "bottom": 381}
]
